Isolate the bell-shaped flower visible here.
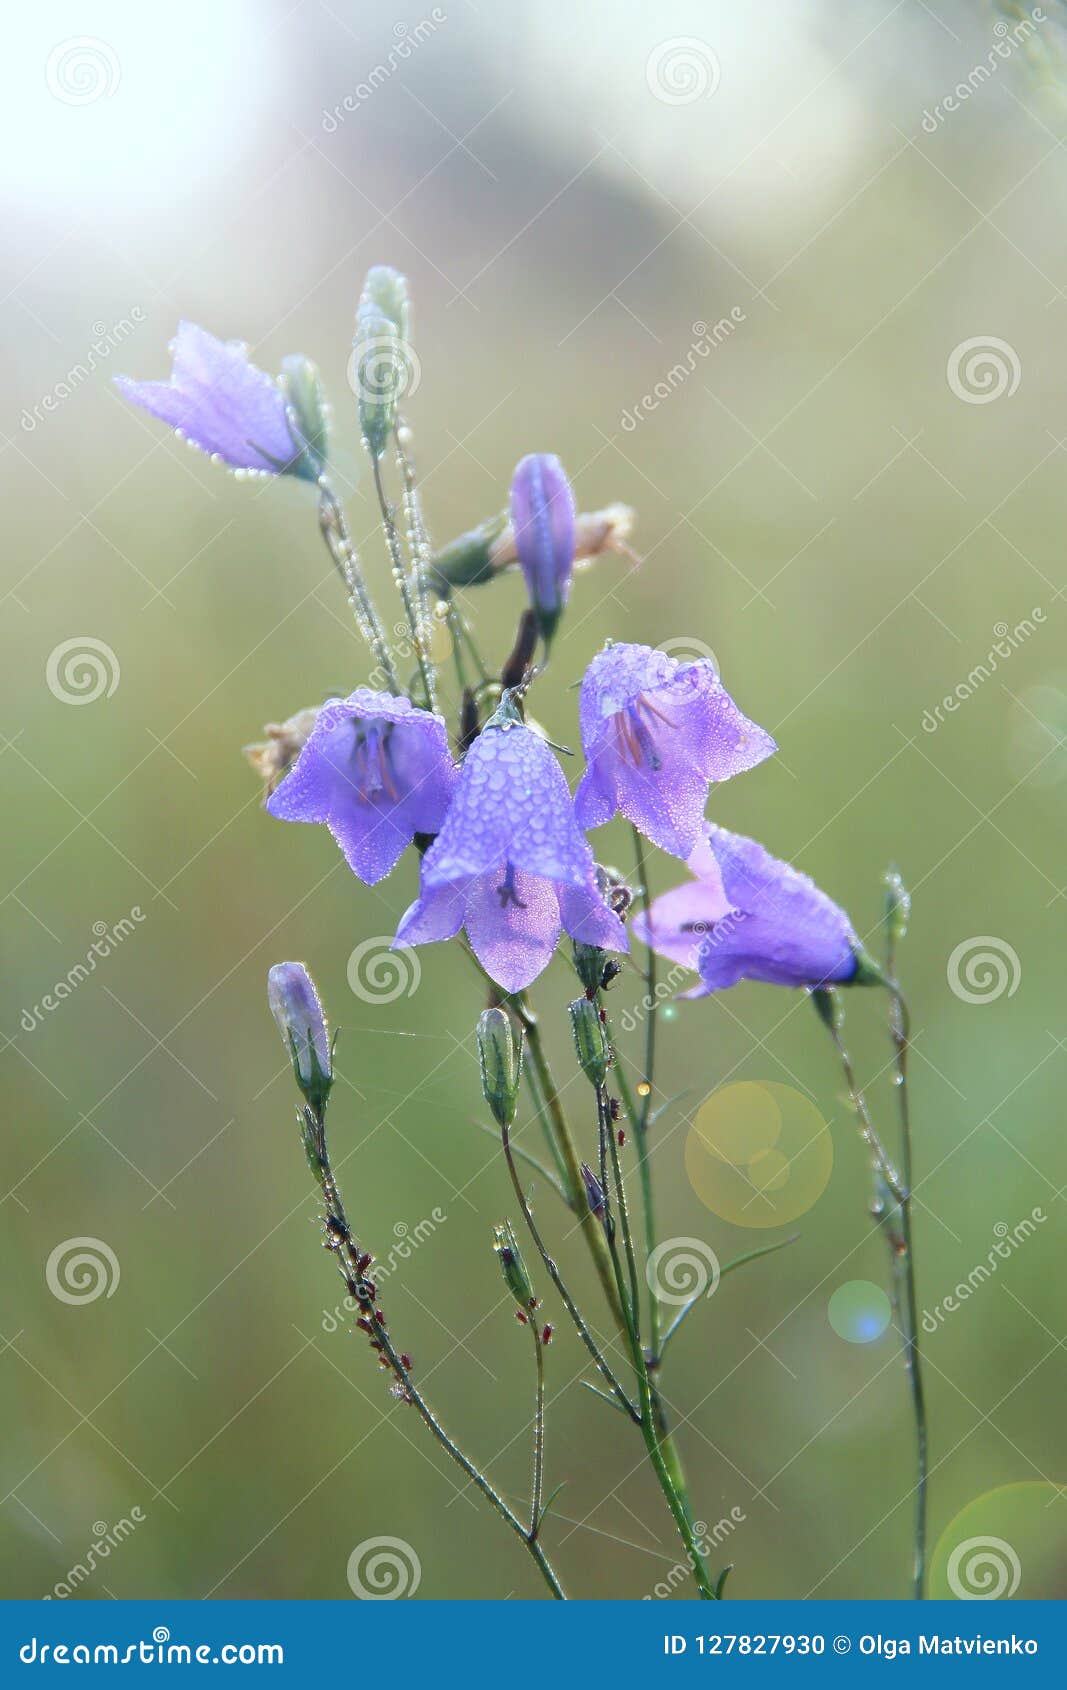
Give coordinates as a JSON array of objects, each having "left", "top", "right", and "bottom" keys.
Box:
[
  {"left": 266, "top": 690, "right": 456, "bottom": 884},
  {"left": 632, "top": 823, "right": 864, "bottom": 994},
  {"left": 509, "top": 454, "right": 576, "bottom": 642},
  {"left": 395, "top": 702, "right": 627, "bottom": 992},
  {"left": 574, "top": 643, "right": 776, "bottom": 857},
  {"left": 115, "top": 321, "right": 315, "bottom": 479}
]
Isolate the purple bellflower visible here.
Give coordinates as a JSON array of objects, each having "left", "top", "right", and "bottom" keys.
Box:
[
  {"left": 395, "top": 698, "right": 627, "bottom": 992},
  {"left": 266, "top": 689, "right": 456, "bottom": 885},
  {"left": 632, "top": 823, "right": 866, "bottom": 994},
  {"left": 509, "top": 454, "right": 576, "bottom": 643},
  {"left": 574, "top": 643, "right": 776, "bottom": 858},
  {"left": 115, "top": 321, "right": 315, "bottom": 479}
]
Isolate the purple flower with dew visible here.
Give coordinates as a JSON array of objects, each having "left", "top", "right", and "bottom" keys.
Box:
[
  {"left": 632, "top": 823, "right": 862, "bottom": 994},
  {"left": 509, "top": 454, "right": 576, "bottom": 642},
  {"left": 395, "top": 699, "right": 627, "bottom": 992},
  {"left": 574, "top": 643, "right": 776, "bottom": 858},
  {"left": 266, "top": 689, "right": 456, "bottom": 884},
  {"left": 115, "top": 321, "right": 314, "bottom": 479}
]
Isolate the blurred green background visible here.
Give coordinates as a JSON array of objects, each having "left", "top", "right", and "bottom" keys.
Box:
[{"left": 3, "top": 0, "right": 1066, "bottom": 1602}]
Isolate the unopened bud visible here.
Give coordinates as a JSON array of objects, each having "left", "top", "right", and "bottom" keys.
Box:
[
  {"left": 810, "top": 985, "right": 843, "bottom": 1033},
  {"left": 477, "top": 1007, "right": 523, "bottom": 1129},
  {"left": 493, "top": 1219, "right": 535, "bottom": 1310},
  {"left": 581, "top": 1162, "right": 606, "bottom": 1222},
  {"left": 572, "top": 940, "right": 605, "bottom": 997},
  {"left": 361, "top": 264, "right": 410, "bottom": 340},
  {"left": 280, "top": 355, "right": 329, "bottom": 480},
  {"left": 429, "top": 512, "right": 508, "bottom": 594},
  {"left": 268, "top": 962, "right": 333, "bottom": 1119},
  {"left": 569, "top": 997, "right": 610, "bottom": 1088},
  {"left": 883, "top": 867, "right": 910, "bottom": 949}
]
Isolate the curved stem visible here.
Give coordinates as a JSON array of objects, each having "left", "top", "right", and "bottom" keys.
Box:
[{"left": 824, "top": 1016, "right": 903, "bottom": 1201}]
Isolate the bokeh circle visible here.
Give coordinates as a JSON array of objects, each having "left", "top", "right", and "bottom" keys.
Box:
[
  {"left": 930, "top": 1483, "right": 1067, "bottom": 1600},
  {"left": 685, "top": 1081, "right": 833, "bottom": 1229}
]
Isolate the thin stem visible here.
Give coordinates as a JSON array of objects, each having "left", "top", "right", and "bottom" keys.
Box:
[
  {"left": 501, "top": 1117, "right": 639, "bottom": 1419},
  {"left": 599, "top": 1085, "right": 716, "bottom": 1601},
  {"left": 312, "top": 1119, "right": 565, "bottom": 1598},
  {"left": 630, "top": 825, "right": 661, "bottom": 1359},
  {"left": 393, "top": 422, "right": 435, "bottom": 683},
  {"left": 825, "top": 1018, "right": 903, "bottom": 1201},
  {"left": 370, "top": 455, "right": 437, "bottom": 709},
  {"left": 529, "top": 1317, "right": 546, "bottom": 1538},
  {"left": 511, "top": 997, "right": 626, "bottom": 1325},
  {"left": 886, "top": 971, "right": 928, "bottom": 1601},
  {"left": 317, "top": 479, "right": 399, "bottom": 693}
]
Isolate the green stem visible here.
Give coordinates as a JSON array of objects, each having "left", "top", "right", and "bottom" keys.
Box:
[
  {"left": 512, "top": 998, "right": 626, "bottom": 1325},
  {"left": 630, "top": 826, "right": 661, "bottom": 1359},
  {"left": 317, "top": 479, "right": 399, "bottom": 693},
  {"left": 370, "top": 456, "right": 437, "bottom": 709},
  {"left": 529, "top": 1316, "right": 546, "bottom": 1538},
  {"left": 886, "top": 972, "right": 928, "bottom": 1601},
  {"left": 502, "top": 1117, "right": 638, "bottom": 1418},
  {"left": 313, "top": 1122, "right": 564, "bottom": 1598},
  {"left": 599, "top": 1086, "right": 716, "bottom": 1601}
]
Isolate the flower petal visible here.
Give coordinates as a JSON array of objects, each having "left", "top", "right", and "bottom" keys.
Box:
[{"left": 463, "top": 866, "right": 562, "bottom": 993}]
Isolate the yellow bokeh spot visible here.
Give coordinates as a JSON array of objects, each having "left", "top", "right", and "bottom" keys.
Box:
[
  {"left": 686, "top": 1080, "right": 833, "bottom": 1228},
  {"left": 930, "top": 1482, "right": 1067, "bottom": 1600}
]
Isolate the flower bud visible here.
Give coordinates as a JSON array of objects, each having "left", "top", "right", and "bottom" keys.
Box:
[
  {"left": 353, "top": 303, "right": 402, "bottom": 460},
  {"left": 883, "top": 867, "right": 910, "bottom": 949},
  {"left": 429, "top": 512, "right": 508, "bottom": 594},
  {"left": 361, "top": 264, "right": 410, "bottom": 340},
  {"left": 569, "top": 997, "right": 610, "bottom": 1088},
  {"left": 280, "top": 355, "right": 329, "bottom": 480},
  {"left": 267, "top": 962, "right": 332, "bottom": 1117},
  {"left": 509, "top": 453, "right": 576, "bottom": 645},
  {"left": 572, "top": 940, "right": 606, "bottom": 996},
  {"left": 477, "top": 1007, "right": 523, "bottom": 1129},
  {"left": 809, "top": 984, "right": 843, "bottom": 1033},
  {"left": 493, "top": 1219, "right": 535, "bottom": 1309},
  {"left": 353, "top": 267, "right": 412, "bottom": 459},
  {"left": 581, "top": 1162, "right": 606, "bottom": 1223}
]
